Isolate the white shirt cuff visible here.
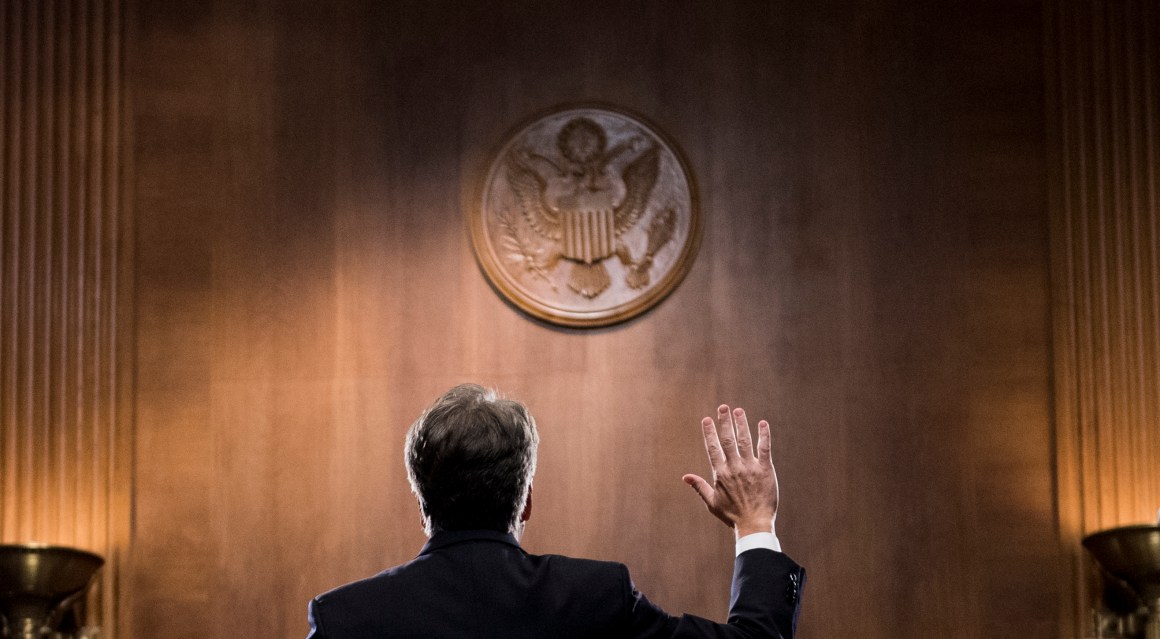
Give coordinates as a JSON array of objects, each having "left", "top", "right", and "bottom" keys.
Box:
[{"left": 735, "top": 531, "right": 780, "bottom": 556}]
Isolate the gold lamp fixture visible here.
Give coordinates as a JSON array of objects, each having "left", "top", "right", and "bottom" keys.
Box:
[
  {"left": 0, "top": 544, "right": 104, "bottom": 639},
  {"left": 1084, "top": 522, "right": 1160, "bottom": 639}
]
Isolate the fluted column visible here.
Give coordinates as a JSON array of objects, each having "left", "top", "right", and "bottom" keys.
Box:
[
  {"left": 0, "top": 0, "right": 130, "bottom": 636},
  {"left": 1046, "top": 0, "right": 1160, "bottom": 634}
]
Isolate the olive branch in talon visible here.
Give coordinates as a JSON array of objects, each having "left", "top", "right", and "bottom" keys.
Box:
[
  {"left": 618, "top": 207, "right": 677, "bottom": 290},
  {"left": 498, "top": 209, "right": 558, "bottom": 291}
]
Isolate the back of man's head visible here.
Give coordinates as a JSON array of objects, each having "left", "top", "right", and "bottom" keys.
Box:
[{"left": 405, "top": 384, "right": 539, "bottom": 536}]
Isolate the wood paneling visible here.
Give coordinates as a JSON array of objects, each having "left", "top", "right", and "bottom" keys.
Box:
[
  {"left": 1046, "top": 0, "right": 1160, "bottom": 632},
  {"left": 0, "top": 0, "right": 131, "bottom": 635},
  {"left": 128, "top": 1, "right": 1061, "bottom": 638}
]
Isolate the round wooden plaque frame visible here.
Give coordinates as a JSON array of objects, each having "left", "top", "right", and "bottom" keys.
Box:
[{"left": 470, "top": 104, "right": 700, "bottom": 328}]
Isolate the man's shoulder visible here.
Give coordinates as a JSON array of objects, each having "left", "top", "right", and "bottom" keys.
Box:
[
  {"left": 523, "top": 551, "right": 628, "bottom": 578},
  {"left": 314, "top": 553, "right": 434, "bottom": 604},
  {"left": 314, "top": 543, "right": 629, "bottom": 605}
]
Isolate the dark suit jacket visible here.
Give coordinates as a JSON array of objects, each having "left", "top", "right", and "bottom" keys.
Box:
[{"left": 307, "top": 529, "right": 805, "bottom": 639}]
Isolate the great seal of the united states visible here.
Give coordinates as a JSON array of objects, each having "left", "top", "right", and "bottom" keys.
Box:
[{"left": 470, "top": 105, "right": 700, "bottom": 327}]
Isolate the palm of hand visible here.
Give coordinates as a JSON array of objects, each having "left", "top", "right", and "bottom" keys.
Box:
[{"left": 682, "top": 406, "right": 779, "bottom": 538}]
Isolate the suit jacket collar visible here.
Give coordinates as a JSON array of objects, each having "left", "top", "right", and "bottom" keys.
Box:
[{"left": 419, "top": 529, "right": 523, "bottom": 556}]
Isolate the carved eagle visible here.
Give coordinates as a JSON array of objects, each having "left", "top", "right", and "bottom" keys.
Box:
[{"left": 503, "top": 139, "right": 662, "bottom": 298}]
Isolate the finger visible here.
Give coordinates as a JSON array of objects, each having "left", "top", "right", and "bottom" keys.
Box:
[
  {"left": 699, "top": 416, "right": 726, "bottom": 466},
  {"left": 733, "top": 407, "right": 753, "bottom": 457},
  {"left": 715, "top": 405, "right": 739, "bottom": 460},
  {"left": 756, "top": 419, "right": 772, "bottom": 466},
  {"left": 682, "top": 473, "right": 715, "bottom": 505}
]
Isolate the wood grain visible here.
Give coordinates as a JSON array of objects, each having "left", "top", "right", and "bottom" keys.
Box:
[
  {"left": 123, "top": 2, "right": 1066, "bottom": 638},
  {"left": 17, "top": 1, "right": 1160, "bottom": 636}
]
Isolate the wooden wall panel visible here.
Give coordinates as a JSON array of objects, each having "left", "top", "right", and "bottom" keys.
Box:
[
  {"left": 0, "top": 0, "right": 131, "bottom": 636},
  {"left": 129, "top": 1, "right": 1061, "bottom": 638},
  {"left": 1046, "top": 0, "right": 1160, "bottom": 633}
]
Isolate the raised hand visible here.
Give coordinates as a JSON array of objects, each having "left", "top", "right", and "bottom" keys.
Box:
[{"left": 682, "top": 405, "right": 779, "bottom": 538}]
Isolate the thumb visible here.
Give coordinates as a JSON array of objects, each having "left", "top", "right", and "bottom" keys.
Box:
[{"left": 682, "top": 474, "right": 713, "bottom": 503}]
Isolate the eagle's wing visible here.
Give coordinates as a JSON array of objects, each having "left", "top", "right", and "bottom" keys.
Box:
[
  {"left": 614, "top": 144, "right": 660, "bottom": 236},
  {"left": 506, "top": 151, "right": 561, "bottom": 241}
]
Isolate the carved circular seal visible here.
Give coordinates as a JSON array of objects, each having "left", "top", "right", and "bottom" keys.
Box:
[{"left": 470, "top": 106, "right": 700, "bottom": 327}]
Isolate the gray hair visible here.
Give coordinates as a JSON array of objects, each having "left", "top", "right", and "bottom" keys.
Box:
[{"left": 405, "top": 384, "right": 539, "bottom": 536}]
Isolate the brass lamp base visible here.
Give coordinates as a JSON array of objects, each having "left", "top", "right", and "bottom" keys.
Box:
[
  {"left": 0, "top": 544, "right": 104, "bottom": 639},
  {"left": 1084, "top": 526, "right": 1160, "bottom": 639}
]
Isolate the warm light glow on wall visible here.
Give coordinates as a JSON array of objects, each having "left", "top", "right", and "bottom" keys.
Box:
[
  {"left": 1046, "top": 0, "right": 1160, "bottom": 632},
  {"left": 0, "top": 0, "right": 130, "bottom": 634}
]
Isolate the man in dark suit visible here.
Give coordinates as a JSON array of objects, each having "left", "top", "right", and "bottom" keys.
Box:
[{"left": 307, "top": 384, "right": 805, "bottom": 638}]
